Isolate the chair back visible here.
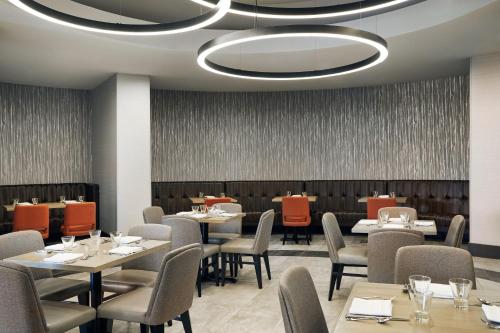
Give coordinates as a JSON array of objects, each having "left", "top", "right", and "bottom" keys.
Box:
[
  {"left": 444, "top": 215, "right": 466, "bottom": 248},
  {"left": 321, "top": 213, "right": 345, "bottom": 263},
  {"left": 146, "top": 244, "right": 202, "bottom": 325},
  {"left": 0, "top": 262, "right": 47, "bottom": 333},
  {"left": 367, "top": 229, "right": 424, "bottom": 283},
  {"left": 62, "top": 202, "right": 96, "bottom": 236},
  {"left": 282, "top": 197, "right": 311, "bottom": 227},
  {"left": 252, "top": 210, "right": 275, "bottom": 255},
  {"left": 378, "top": 207, "right": 417, "bottom": 221},
  {"left": 13, "top": 205, "right": 50, "bottom": 239},
  {"left": 278, "top": 266, "right": 328, "bottom": 333},
  {"left": 0, "top": 231, "right": 52, "bottom": 280},
  {"left": 367, "top": 198, "right": 397, "bottom": 219},
  {"left": 143, "top": 206, "right": 165, "bottom": 224},
  {"left": 204, "top": 198, "right": 232, "bottom": 207},
  {"left": 123, "top": 224, "right": 172, "bottom": 272},
  {"left": 395, "top": 245, "right": 476, "bottom": 288},
  {"left": 161, "top": 216, "right": 203, "bottom": 256},
  {"left": 209, "top": 203, "right": 243, "bottom": 235}
]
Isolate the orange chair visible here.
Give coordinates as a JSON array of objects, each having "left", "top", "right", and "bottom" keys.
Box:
[
  {"left": 367, "top": 197, "right": 397, "bottom": 219},
  {"left": 61, "top": 202, "right": 96, "bottom": 236},
  {"left": 13, "top": 205, "right": 50, "bottom": 239},
  {"left": 204, "top": 197, "right": 232, "bottom": 207},
  {"left": 282, "top": 196, "right": 311, "bottom": 245}
]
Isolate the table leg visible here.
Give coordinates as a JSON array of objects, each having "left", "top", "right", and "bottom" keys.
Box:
[
  {"left": 90, "top": 272, "right": 103, "bottom": 333},
  {"left": 201, "top": 223, "right": 209, "bottom": 244}
]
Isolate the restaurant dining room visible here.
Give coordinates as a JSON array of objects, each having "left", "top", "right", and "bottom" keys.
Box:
[{"left": 1, "top": 0, "right": 500, "bottom": 332}]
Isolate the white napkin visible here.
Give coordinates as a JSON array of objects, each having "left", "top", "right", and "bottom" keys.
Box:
[
  {"left": 292, "top": 195, "right": 301, "bottom": 197},
  {"left": 414, "top": 220, "right": 434, "bottom": 227},
  {"left": 43, "top": 253, "right": 83, "bottom": 263},
  {"left": 483, "top": 305, "right": 500, "bottom": 324},
  {"left": 389, "top": 218, "right": 402, "bottom": 223},
  {"left": 378, "top": 195, "right": 390, "bottom": 198},
  {"left": 192, "top": 213, "right": 207, "bottom": 218},
  {"left": 210, "top": 209, "right": 225, "bottom": 215},
  {"left": 120, "top": 236, "right": 142, "bottom": 244},
  {"left": 176, "top": 211, "right": 193, "bottom": 216},
  {"left": 220, "top": 213, "right": 237, "bottom": 217},
  {"left": 382, "top": 224, "right": 405, "bottom": 229},
  {"left": 45, "top": 243, "right": 77, "bottom": 251},
  {"left": 204, "top": 195, "right": 216, "bottom": 198},
  {"left": 358, "top": 219, "right": 378, "bottom": 225},
  {"left": 429, "top": 283, "right": 453, "bottom": 299},
  {"left": 348, "top": 298, "right": 392, "bottom": 317},
  {"left": 64, "top": 200, "right": 79, "bottom": 204},
  {"left": 17, "top": 202, "right": 33, "bottom": 206},
  {"left": 108, "top": 246, "right": 144, "bottom": 255}
]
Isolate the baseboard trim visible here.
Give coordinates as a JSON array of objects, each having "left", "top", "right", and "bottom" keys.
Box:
[{"left": 469, "top": 243, "right": 500, "bottom": 259}]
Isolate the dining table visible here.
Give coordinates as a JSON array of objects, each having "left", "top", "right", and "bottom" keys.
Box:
[
  {"left": 189, "top": 197, "right": 238, "bottom": 205},
  {"left": 3, "top": 238, "right": 170, "bottom": 333},
  {"left": 333, "top": 282, "right": 498, "bottom": 333},
  {"left": 272, "top": 195, "right": 318, "bottom": 202},
  {"left": 351, "top": 219, "right": 438, "bottom": 236},
  {"left": 357, "top": 196, "right": 407, "bottom": 203},
  {"left": 3, "top": 201, "right": 91, "bottom": 212}
]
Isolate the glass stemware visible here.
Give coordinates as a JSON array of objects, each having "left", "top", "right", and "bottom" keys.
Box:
[
  {"left": 61, "top": 236, "right": 75, "bottom": 251},
  {"left": 449, "top": 278, "right": 472, "bottom": 310},
  {"left": 110, "top": 231, "right": 123, "bottom": 247},
  {"left": 32, "top": 197, "right": 39, "bottom": 205}
]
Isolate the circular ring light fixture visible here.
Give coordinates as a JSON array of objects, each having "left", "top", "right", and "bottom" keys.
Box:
[
  {"left": 7, "top": 0, "right": 231, "bottom": 36},
  {"left": 190, "top": 0, "right": 425, "bottom": 20},
  {"left": 197, "top": 25, "right": 388, "bottom": 81}
]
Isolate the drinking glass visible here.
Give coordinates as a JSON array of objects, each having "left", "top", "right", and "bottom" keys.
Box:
[
  {"left": 380, "top": 211, "right": 390, "bottom": 224},
  {"left": 401, "top": 212, "right": 410, "bottom": 225},
  {"left": 200, "top": 205, "right": 208, "bottom": 214},
  {"left": 61, "top": 236, "right": 75, "bottom": 250},
  {"left": 110, "top": 231, "right": 123, "bottom": 248},
  {"left": 12, "top": 198, "right": 19, "bottom": 206},
  {"left": 192, "top": 205, "right": 199, "bottom": 213},
  {"left": 286, "top": 191, "right": 292, "bottom": 197},
  {"left": 302, "top": 192, "right": 308, "bottom": 197},
  {"left": 449, "top": 278, "right": 472, "bottom": 310},
  {"left": 409, "top": 275, "right": 431, "bottom": 293},
  {"left": 373, "top": 191, "right": 379, "bottom": 198},
  {"left": 59, "top": 196, "right": 65, "bottom": 203},
  {"left": 199, "top": 192, "right": 204, "bottom": 198},
  {"left": 410, "top": 289, "right": 433, "bottom": 322},
  {"left": 390, "top": 192, "right": 396, "bottom": 198},
  {"left": 78, "top": 195, "right": 85, "bottom": 202},
  {"left": 220, "top": 192, "right": 226, "bottom": 198},
  {"left": 89, "top": 229, "right": 101, "bottom": 245},
  {"left": 32, "top": 197, "right": 39, "bottom": 205}
]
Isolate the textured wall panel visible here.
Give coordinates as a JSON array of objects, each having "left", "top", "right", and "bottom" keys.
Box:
[
  {"left": 0, "top": 83, "right": 92, "bottom": 185},
  {"left": 152, "top": 76, "right": 469, "bottom": 181}
]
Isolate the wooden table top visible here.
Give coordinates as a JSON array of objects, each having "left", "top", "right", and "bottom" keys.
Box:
[
  {"left": 351, "top": 220, "right": 437, "bottom": 236},
  {"left": 170, "top": 212, "right": 246, "bottom": 224},
  {"left": 272, "top": 196, "right": 317, "bottom": 203},
  {"left": 190, "top": 197, "right": 238, "bottom": 204},
  {"left": 3, "top": 201, "right": 91, "bottom": 212},
  {"left": 333, "top": 282, "right": 495, "bottom": 333},
  {"left": 358, "top": 196, "right": 407, "bottom": 203},
  {"left": 3, "top": 239, "right": 170, "bottom": 273}
]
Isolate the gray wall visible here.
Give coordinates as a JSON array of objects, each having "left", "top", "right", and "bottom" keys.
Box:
[
  {"left": 151, "top": 75, "right": 469, "bottom": 181},
  {"left": 0, "top": 83, "right": 92, "bottom": 185}
]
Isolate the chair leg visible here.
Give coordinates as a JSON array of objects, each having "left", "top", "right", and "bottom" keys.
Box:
[
  {"left": 234, "top": 254, "right": 239, "bottom": 278},
  {"left": 336, "top": 264, "right": 344, "bottom": 290},
  {"left": 77, "top": 292, "right": 89, "bottom": 306},
  {"left": 196, "top": 266, "right": 202, "bottom": 297},
  {"left": 221, "top": 253, "right": 227, "bottom": 286},
  {"left": 229, "top": 253, "right": 234, "bottom": 277},
  {"left": 150, "top": 324, "right": 164, "bottom": 333},
  {"left": 180, "top": 311, "right": 192, "bottom": 333},
  {"left": 140, "top": 323, "right": 149, "bottom": 333},
  {"left": 306, "top": 227, "right": 310, "bottom": 246},
  {"left": 253, "top": 255, "right": 263, "bottom": 289},
  {"left": 239, "top": 254, "right": 243, "bottom": 269},
  {"left": 212, "top": 253, "right": 219, "bottom": 286},
  {"left": 263, "top": 251, "right": 271, "bottom": 280},
  {"left": 294, "top": 229, "right": 298, "bottom": 244},
  {"left": 329, "top": 263, "right": 338, "bottom": 301},
  {"left": 283, "top": 227, "right": 287, "bottom": 245}
]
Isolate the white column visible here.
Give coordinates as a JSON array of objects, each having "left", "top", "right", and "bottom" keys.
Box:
[{"left": 470, "top": 53, "right": 500, "bottom": 255}]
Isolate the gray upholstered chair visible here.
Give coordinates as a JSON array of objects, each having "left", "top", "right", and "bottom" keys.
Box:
[
  {"left": 209, "top": 203, "right": 243, "bottom": 241},
  {"left": 279, "top": 266, "right": 329, "bottom": 333},
  {"left": 322, "top": 213, "right": 367, "bottom": 301},
  {"left": 378, "top": 207, "right": 418, "bottom": 221},
  {"left": 444, "top": 215, "right": 466, "bottom": 248},
  {"left": 367, "top": 229, "right": 424, "bottom": 283},
  {"left": 395, "top": 245, "right": 476, "bottom": 288},
  {"left": 162, "top": 216, "right": 220, "bottom": 296},
  {"left": 143, "top": 206, "right": 165, "bottom": 224},
  {"left": 0, "top": 261, "right": 95, "bottom": 333},
  {"left": 98, "top": 244, "right": 202, "bottom": 333},
  {"left": 102, "top": 224, "right": 172, "bottom": 295},
  {"left": 0, "top": 231, "right": 89, "bottom": 304},
  {"left": 220, "top": 209, "right": 275, "bottom": 289}
]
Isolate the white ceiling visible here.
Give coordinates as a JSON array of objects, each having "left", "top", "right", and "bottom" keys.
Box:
[{"left": 0, "top": 0, "right": 499, "bottom": 91}]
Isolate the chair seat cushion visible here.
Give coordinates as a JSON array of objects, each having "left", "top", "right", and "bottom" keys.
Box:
[
  {"left": 338, "top": 246, "right": 368, "bottom": 265},
  {"left": 43, "top": 300, "right": 96, "bottom": 333},
  {"left": 221, "top": 238, "right": 255, "bottom": 255},
  {"left": 36, "top": 277, "right": 90, "bottom": 301},
  {"left": 98, "top": 287, "right": 152, "bottom": 323},
  {"left": 208, "top": 232, "right": 241, "bottom": 240},
  {"left": 203, "top": 244, "right": 220, "bottom": 258},
  {"left": 102, "top": 269, "right": 158, "bottom": 294}
]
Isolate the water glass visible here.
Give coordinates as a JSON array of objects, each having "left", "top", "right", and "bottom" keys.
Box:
[
  {"left": 59, "top": 196, "right": 65, "bottom": 203},
  {"left": 12, "top": 198, "right": 19, "bottom": 206},
  {"left": 401, "top": 212, "right": 410, "bottom": 225},
  {"left": 200, "top": 205, "right": 208, "bottom": 214},
  {"left": 302, "top": 192, "right": 307, "bottom": 197},
  {"left": 380, "top": 211, "right": 390, "bottom": 224},
  {"left": 390, "top": 191, "right": 396, "bottom": 198},
  {"left": 110, "top": 231, "right": 123, "bottom": 248},
  {"left": 78, "top": 195, "right": 85, "bottom": 202},
  {"left": 32, "top": 197, "right": 39, "bottom": 205},
  {"left": 192, "top": 205, "right": 199, "bottom": 213},
  {"left": 220, "top": 192, "right": 226, "bottom": 198},
  {"left": 373, "top": 191, "right": 379, "bottom": 198},
  {"left": 410, "top": 289, "right": 433, "bottom": 321},
  {"left": 61, "top": 236, "right": 75, "bottom": 250},
  {"left": 449, "top": 278, "right": 472, "bottom": 310},
  {"left": 286, "top": 191, "right": 292, "bottom": 197},
  {"left": 199, "top": 192, "right": 204, "bottom": 198},
  {"left": 89, "top": 229, "right": 101, "bottom": 245},
  {"left": 409, "top": 275, "right": 432, "bottom": 293}
]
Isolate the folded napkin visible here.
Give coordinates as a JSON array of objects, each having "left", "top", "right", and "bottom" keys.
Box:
[
  {"left": 348, "top": 298, "right": 392, "bottom": 317},
  {"left": 358, "top": 219, "right": 378, "bottom": 225},
  {"left": 192, "top": 213, "right": 207, "bottom": 218},
  {"left": 211, "top": 209, "right": 225, "bottom": 215},
  {"left": 220, "top": 213, "right": 237, "bottom": 217},
  {"left": 64, "top": 200, "right": 79, "bottom": 204},
  {"left": 120, "top": 236, "right": 142, "bottom": 244},
  {"left": 45, "top": 243, "right": 77, "bottom": 251},
  {"left": 382, "top": 224, "right": 405, "bottom": 229},
  {"left": 108, "top": 246, "right": 144, "bottom": 255},
  {"left": 429, "top": 283, "right": 453, "bottom": 299},
  {"left": 292, "top": 195, "right": 301, "bottom": 197},
  {"left": 483, "top": 305, "right": 500, "bottom": 324},
  {"left": 389, "top": 218, "right": 402, "bottom": 223},
  {"left": 17, "top": 202, "right": 33, "bottom": 206},
  {"left": 43, "top": 253, "right": 83, "bottom": 263},
  {"left": 204, "top": 195, "right": 216, "bottom": 198},
  {"left": 378, "top": 195, "right": 390, "bottom": 198},
  {"left": 414, "top": 220, "right": 434, "bottom": 227},
  {"left": 176, "top": 211, "right": 193, "bottom": 216}
]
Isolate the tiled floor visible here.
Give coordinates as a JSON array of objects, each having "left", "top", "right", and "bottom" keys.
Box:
[{"left": 67, "top": 235, "right": 500, "bottom": 333}]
